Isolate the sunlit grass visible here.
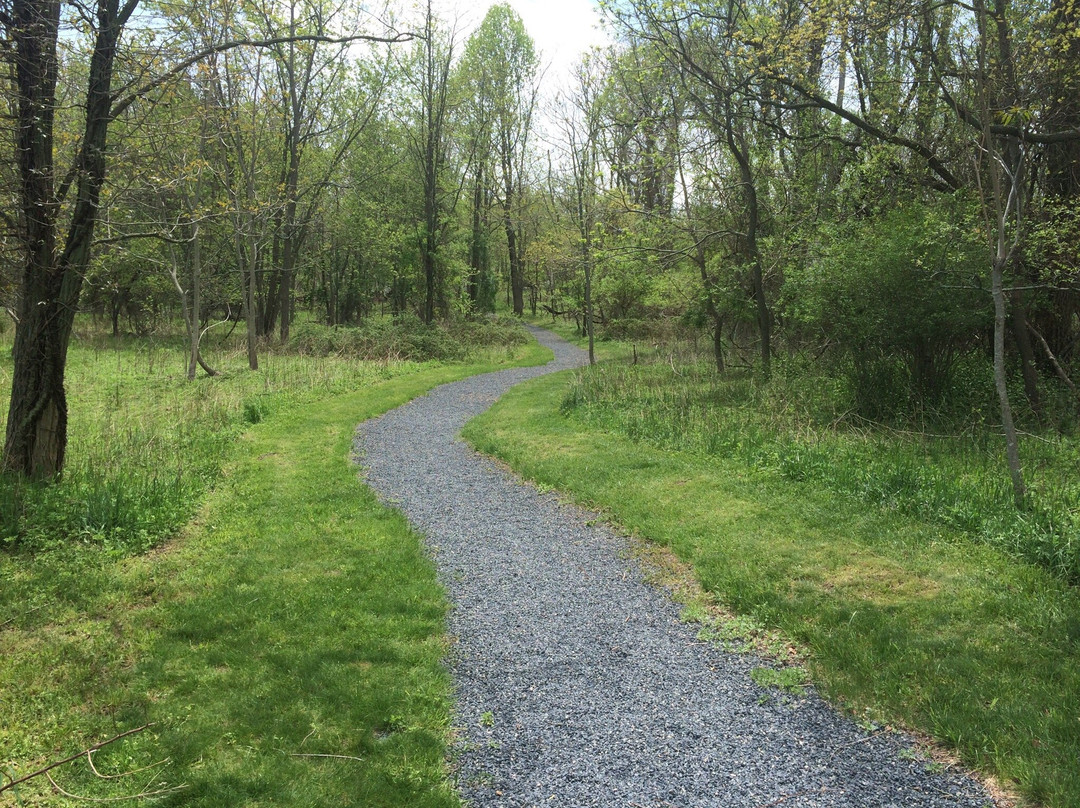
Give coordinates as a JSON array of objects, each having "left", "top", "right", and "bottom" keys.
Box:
[{"left": 0, "top": 318, "right": 528, "bottom": 552}]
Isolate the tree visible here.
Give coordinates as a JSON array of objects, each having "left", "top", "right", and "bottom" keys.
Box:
[
  {"left": 461, "top": 4, "right": 538, "bottom": 317},
  {"left": 3, "top": 0, "right": 139, "bottom": 477},
  {"left": 1, "top": 0, "right": 413, "bottom": 477},
  {"left": 395, "top": 0, "right": 472, "bottom": 324},
  {"left": 557, "top": 56, "right": 606, "bottom": 365}
]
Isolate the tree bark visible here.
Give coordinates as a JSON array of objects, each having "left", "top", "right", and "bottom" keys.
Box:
[
  {"left": 723, "top": 100, "right": 770, "bottom": 374},
  {"left": 3, "top": 0, "right": 130, "bottom": 478}
]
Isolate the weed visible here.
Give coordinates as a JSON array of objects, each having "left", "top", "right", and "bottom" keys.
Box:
[
  {"left": 750, "top": 666, "right": 809, "bottom": 695},
  {"left": 560, "top": 359, "right": 1080, "bottom": 582}
]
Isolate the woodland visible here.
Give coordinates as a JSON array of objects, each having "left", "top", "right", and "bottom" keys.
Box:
[{"left": 1, "top": 0, "right": 1079, "bottom": 804}]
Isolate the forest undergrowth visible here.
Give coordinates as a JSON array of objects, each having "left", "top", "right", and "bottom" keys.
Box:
[{"left": 563, "top": 349, "right": 1079, "bottom": 583}]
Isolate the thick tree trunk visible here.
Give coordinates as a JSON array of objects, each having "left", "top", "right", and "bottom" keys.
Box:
[
  {"left": 3, "top": 0, "right": 126, "bottom": 478},
  {"left": 724, "top": 107, "right": 770, "bottom": 374},
  {"left": 5, "top": 275, "right": 69, "bottom": 478}
]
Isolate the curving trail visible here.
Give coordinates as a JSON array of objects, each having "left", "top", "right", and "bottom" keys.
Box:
[{"left": 354, "top": 327, "right": 994, "bottom": 808}]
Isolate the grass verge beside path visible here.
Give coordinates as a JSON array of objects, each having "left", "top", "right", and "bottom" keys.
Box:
[
  {"left": 463, "top": 371, "right": 1080, "bottom": 808},
  {"left": 1, "top": 342, "right": 551, "bottom": 806}
]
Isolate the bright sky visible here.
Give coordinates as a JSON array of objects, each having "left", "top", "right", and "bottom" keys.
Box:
[{"left": 433, "top": 0, "right": 612, "bottom": 93}]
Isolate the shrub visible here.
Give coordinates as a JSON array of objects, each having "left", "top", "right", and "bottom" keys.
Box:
[
  {"left": 287, "top": 316, "right": 527, "bottom": 362},
  {"left": 786, "top": 199, "right": 990, "bottom": 418}
]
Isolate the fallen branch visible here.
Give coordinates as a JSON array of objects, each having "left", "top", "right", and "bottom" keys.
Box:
[
  {"left": 86, "top": 751, "right": 169, "bottom": 781},
  {"left": 1029, "top": 322, "right": 1080, "bottom": 402},
  {"left": 1, "top": 725, "right": 153, "bottom": 796}
]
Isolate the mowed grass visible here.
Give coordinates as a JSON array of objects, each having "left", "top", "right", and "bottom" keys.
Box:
[
  {"left": 463, "top": 370, "right": 1080, "bottom": 808},
  {"left": 1, "top": 326, "right": 551, "bottom": 806}
]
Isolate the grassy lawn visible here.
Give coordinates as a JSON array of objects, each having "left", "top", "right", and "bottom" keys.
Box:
[
  {"left": 463, "top": 370, "right": 1080, "bottom": 808},
  {"left": 1, "top": 328, "right": 550, "bottom": 806}
]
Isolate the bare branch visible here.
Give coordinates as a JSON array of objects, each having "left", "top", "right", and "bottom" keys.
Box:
[
  {"left": 110, "top": 31, "right": 419, "bottom": 121},
  {"left": 45, "top": 771, "right": 188, "bottom": 802},
  {"left": 1029, "top": 323, "right": 1080, "bottom": 401},
  {"left": 0, "top": 725, "right": 154, "bottom": 796}
]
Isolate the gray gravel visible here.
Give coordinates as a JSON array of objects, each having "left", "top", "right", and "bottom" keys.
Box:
[{"left": 353, "top": 326, "right": 996, "bottom": 808}]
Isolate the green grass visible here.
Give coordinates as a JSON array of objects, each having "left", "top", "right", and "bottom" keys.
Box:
[
  {"left": 1, "top": 324, "right": 551, "bottom": 806},
  {"left": 463, "top": 370, "right": 1080, "bottom": 808},
  {"left": 0, "top": 317, "right": 532, "bottom": 553},
  {"left": 564, "top": 360, "right": 1080, "bottom": 583}
]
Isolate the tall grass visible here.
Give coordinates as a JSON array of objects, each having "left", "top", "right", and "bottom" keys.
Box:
[
  {"left": 563, "top": 359, "right": 1080, "bottom": 582},
  {"left": 0, "top": 316, "right": 526, "bottom": 554}
]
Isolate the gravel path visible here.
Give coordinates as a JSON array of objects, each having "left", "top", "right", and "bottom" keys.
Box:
[{"left": 354, "top": 327, "right": 995, "bottom": 808}]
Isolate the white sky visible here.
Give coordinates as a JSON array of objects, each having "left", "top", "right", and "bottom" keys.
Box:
[{"left": 428, "top": 0, "right": 612, "bottom": 92}]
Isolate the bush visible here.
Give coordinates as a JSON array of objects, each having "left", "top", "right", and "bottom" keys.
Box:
[
  {"left": 599, "top": 316, "right": 692, "bottom": 343},
  {"left": 287, "top": 316, "right": 527, "bottom": 362},
  {"left": 786, "top": 199, "right": 991, "bottom": 418}
]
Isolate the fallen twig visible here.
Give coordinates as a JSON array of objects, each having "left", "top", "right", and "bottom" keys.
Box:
[
  {"left": 825, "top": 729, "right": 882, "bottom": 763},
  {"left": 288, "top": 753, "right": 365, "bottom": 762},
  {"left": 1, "top": 604, "right": 45, "bottom": 629},
  {"left": 0, "top": 725, "right": 153, "bottom": 795},
  {"left": 86, "top": 750, "right": 169, "bottom": 781},
  {"left": 45, "top": 771, "right": 187, "bottom": 802}
]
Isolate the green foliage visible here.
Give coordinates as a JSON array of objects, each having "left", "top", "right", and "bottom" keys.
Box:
[
  {"left": 599, "top": 316, "right": 692, "bottom": 343},
  {"left": 562, "top": 359, "right": 1079, "bottom": 582},
  {"left": 785, "top": 201, "right": 991, "bottom": 418},
  {"left": 287, "top": 316, "right": 528, "bottom": 362}
]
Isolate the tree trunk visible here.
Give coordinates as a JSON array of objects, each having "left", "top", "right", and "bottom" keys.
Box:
[
  {"left": 584, "top": 232, "right": 595, "bottom": 366},
  {"left": 3, "top": 0, "right": 126, "bottom": 478},
  {"left": 993, "top": 252, "right": 1026, "bottom": 507},
  {"left": 187, "top": 227, "right": 200, "bottom": 380},
  {"left": 5, "top": 273, "right": 69, "bottom": 478},
  {"left": 468, "top": 173, "right": 483, "bottom": 305},
  {"left": 504, "top": 187, "right": 524, "bottom": 316},
  {"left": 723, "top": 107, "right": 770, "bottom": 375},
  {"left": 234, "top": 215, "right": 259, "bottom": 370}
]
